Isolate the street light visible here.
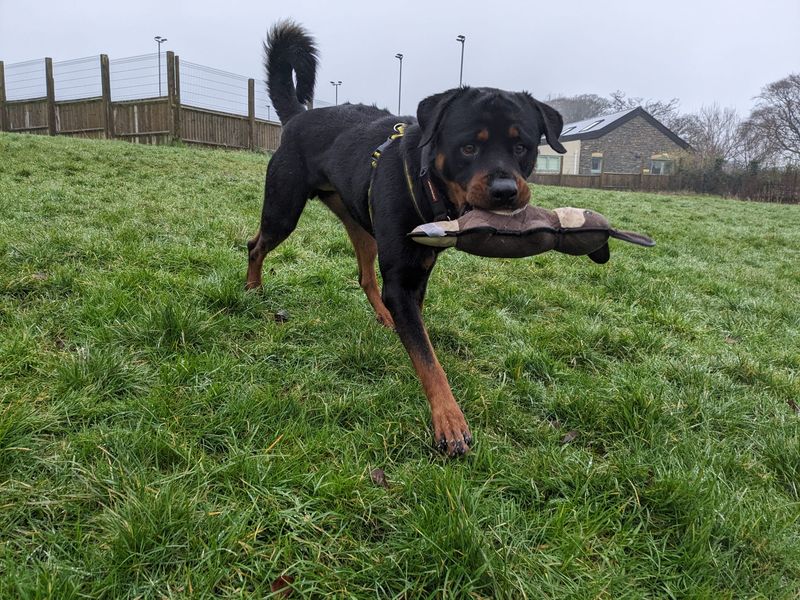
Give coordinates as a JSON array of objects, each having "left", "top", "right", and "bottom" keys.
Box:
[
  {"left": 395, "top": 53, "right": 403, "bottom": 115},
  {"left": 154, "top": 36, "right": 167, "bottom": 96},
  {"left": 456, "top": 34, "right": 465, "bottom": 87},
  {"left": 330, "top": 80, "right": 342, "bottom": 105}
]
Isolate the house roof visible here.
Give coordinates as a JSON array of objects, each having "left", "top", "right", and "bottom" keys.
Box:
[{"left": 550, "top": 106, "right": 691, "bottom": 149}]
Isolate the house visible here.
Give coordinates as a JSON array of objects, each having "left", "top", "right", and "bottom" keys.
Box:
[{"left": 536, "top": 106, "right": 691, "bottom": 176}]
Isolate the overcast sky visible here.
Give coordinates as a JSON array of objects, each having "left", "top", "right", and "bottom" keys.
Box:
[{"left": 2, "top": 0, "right": 798, "bottom": 120}]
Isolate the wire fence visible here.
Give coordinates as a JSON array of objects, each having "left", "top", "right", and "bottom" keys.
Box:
[
  {"left": 53, "top": 56, "right": 102, "bottom": 101},
  {"left": 109, "top": 53, "right": 165, "bottom": 101},
  {"left": 181, "top": 59, "right": 250, "bottom": 117},
  {"left": 3, "top": 52, "right": 337, "bottom": 124},
  {"left": 5, "top": 58, "right": 46, "bottom": 101}
]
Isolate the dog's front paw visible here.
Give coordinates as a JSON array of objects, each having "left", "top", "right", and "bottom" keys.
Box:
[
  {"left": 376, "top": 309, "right": 395, "bottom": 330},
  {"left": 432, "top": 404, "right": 472, "bottom": 457}
]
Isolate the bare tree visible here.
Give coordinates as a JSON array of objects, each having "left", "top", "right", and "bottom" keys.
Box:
[
  {"left": 606, "top": 90, "right": 692, "bottom": 137},
  {"left": 546, "top": 94, "right": 611, "bottom": 124},
  {"left": 736, "top": 119, "right": 776, "bottom": 169},
  {"left": 746, "top": 73, "right": 800, "bottom": 165},
  {"left": 683, "top": 104, "right": 743, "bottom": 166}
]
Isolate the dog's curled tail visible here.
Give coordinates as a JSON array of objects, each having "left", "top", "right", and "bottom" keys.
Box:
[{"left": 264, "top": 20, "right": 318, "bottom": 125}]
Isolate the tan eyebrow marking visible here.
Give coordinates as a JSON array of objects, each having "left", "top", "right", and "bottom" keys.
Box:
[
  {"left": 509, "top": 126, "right": 520, "bottom": 138},
  {"left": 477, "top": 128, "right": 489, "bottom": 141}
]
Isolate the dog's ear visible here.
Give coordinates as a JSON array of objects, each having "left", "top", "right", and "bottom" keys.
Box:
[
  {"left": 417, "top": 88, "right": 464, "bottom": 148},
  {"left": 525, "top": 95, "right": 567, "bottom": 154}
]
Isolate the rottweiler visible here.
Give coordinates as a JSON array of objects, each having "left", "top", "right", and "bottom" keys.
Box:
[{"left": 247, "top": 21, "right": 567, "bottom": 456}]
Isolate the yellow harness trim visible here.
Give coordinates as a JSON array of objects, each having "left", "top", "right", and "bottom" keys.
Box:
[
  {"left": 367, "top": 123, "right": 425, "bottom": 223},
  {"left": 403, "top": 156, "right": 425, "bottom": 221},
  {"left": 371, "top": 122, "right": 407, "bottom": 168}
]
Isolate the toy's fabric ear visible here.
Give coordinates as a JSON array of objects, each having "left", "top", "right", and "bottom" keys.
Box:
[
  {"left": 610, "top": 229, "right": 657, "bottom": 247},
  {"left": 588, "top": 244, "right": 610, "bottom": 264},
  {"left": 527, "top": 97, "right": 567, "bottom": 154},
  {"left": 417, "top": 88, "right": 465, "bottom": 148}
]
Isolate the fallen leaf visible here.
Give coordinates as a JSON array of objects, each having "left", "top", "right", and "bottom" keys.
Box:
[
  {"left": 724, "top": 336, "right": 738, "bottom": 345},
  {"left": 274, "top": 309, "right": 290, "bottom": 323},
  {"left": 788, "top": 398, "right": 800, "bottom": 415},
  {"left": 271, "top": 575, "right": 294, "bottom": 597},
  {"left": 560, "top": 430, "right": 579, "bottom": 445},
  {"left": 370, "top": 468, "right": 389, "bottom": 488}
]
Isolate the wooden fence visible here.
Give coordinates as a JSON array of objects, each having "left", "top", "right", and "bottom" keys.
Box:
[
  {"left": 0, "top": 53, "right": 281, "bottom": 151},
  {"left": 530, "top": 170, "right": 800, "bottom": 204}
]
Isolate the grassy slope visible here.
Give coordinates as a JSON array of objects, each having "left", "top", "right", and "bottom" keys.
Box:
[{"left": 1, "top": 133, "right": 799, "bottom": 599}]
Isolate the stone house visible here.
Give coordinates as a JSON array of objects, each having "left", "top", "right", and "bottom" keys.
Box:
[{"left": 536, "top": 106, "right": 691, "bottom": 175}]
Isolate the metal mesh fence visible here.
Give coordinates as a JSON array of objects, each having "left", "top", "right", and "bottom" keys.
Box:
[
  {"left": 53, "top": 56, "right": 101, "bottom": 101},
  {"left": 3, "top": 53, "right": 334, "bottom": 122},
  {"left": 5, "top": 58, "right": 46, "bottom": 101},
  {"left": 180, "top": 60, "right": 249, "bottom": 116},
  {"left": 253, "top": 84, "right": 272, "bottom": 121},
  {"left": 109, "top": 53, "right": 166, "bottom": 101}
]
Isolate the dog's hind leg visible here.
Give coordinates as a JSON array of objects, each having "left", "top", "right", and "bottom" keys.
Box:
[
  {"left": 320, "top": 194, "right": 395, "bottom": 329},
  {"left": 246, "top": 154, "right": 309, "bottom": 290}
]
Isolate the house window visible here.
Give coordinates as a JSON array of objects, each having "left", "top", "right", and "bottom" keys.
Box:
[
  {"left": 536, "top": 155, "right": 562, "bottom": 173},
  {"left": 650, "top": 159, "right": 673, "bottom": 175},
  {"left": 580, "top": 119, "right": 604, "bottom": 132},
  {"left": 591, "top": 156, "right": 603, "bottom": 174}
]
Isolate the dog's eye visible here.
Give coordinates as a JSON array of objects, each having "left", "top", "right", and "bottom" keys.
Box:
[
  {"left": 513, "top": 143, "right": 528, "bottom": 156},
  {"left": 461, "top": 144, "right": 478, "bottom": 157}
]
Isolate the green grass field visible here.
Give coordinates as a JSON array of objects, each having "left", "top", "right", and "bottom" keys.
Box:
[{"left": 1, "top": 132, "right": 799, "bottom": 598}]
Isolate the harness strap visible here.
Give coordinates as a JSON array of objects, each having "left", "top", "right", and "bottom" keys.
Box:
[
  {"left": 368, "top": 123, "right": 453, "bottom": 226},
  {"left": 368, "top": 123, "right": 406, "bottom": 225},
  {"left": 419, "top": 142, "right": 450, "bottom": 221}
]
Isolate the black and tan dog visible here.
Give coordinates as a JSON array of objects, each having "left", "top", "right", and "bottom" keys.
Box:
[{"left": 247, "top": 21, "right": 567, "bottom": 456}]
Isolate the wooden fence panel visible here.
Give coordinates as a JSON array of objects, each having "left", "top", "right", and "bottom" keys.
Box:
[
  {"left": 253, "top": 120, "right": 281, "bottom": 151},
  {"left": 112, "top": 98, "right": 171, "bottom": 144},
  {"left": 180, "top": 106, "right": 249, "bottom": 148},
  {"left": 55, "top": 98, "right": 105, "bottom": 138},
  {"left": 5, "top": 99, "right": 49, "bottom": 133}
]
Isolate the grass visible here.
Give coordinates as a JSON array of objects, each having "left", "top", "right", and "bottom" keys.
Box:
[{"left": 1, "top": 132, "right": 799, "bottom": 598}]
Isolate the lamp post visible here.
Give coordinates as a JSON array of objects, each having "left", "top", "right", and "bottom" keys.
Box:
[
  {"left": 154, "top": 36, "right": 167, "bottom": 96},
  {"left": 456, "top": 34, "right": 465, "bottom": 87},
  {"left": 330, "top": 80, "right": 342, "bottom": 105},
  {"left": 395, "top": 53, "right": 403, "bottom": 115}
]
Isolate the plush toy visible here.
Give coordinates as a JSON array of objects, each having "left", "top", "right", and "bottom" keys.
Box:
[{"left": 408, "top": 205, "right": 655, "bottom": 264}]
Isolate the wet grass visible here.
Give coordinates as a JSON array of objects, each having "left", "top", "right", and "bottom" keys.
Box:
[{"left": 1, "top": 132, "right": 799, "bottom": 598}]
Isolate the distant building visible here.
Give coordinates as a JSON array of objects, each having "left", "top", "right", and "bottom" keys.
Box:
[{"left": 536, "top": 106, "right": 691, "bottom": 176}]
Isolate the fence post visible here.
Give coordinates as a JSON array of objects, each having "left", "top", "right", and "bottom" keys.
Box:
[
  {"left": 45, "top": 57, "right": 56, "bottom": 135},
  {"left": 248, "top": 78, "right": 255, "bottom": 150},
  {"left": 172, "top": 54, "right": 181, "bottom": 141},
  {"left": 100, "top": 54, "right": 113, "bottom": 139},
  {"left": 166, "top": 51, "right": 179, "bottom": 142},
  {"left": 0, "top": 61, "right": 7, "bottom": 132}
]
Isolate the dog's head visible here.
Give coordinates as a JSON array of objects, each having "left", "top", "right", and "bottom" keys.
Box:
[{"left": 417, "top": 87, "right": 566, "bottom": 212}]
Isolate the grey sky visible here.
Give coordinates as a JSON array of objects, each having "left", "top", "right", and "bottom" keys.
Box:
[{"left": 2, "top": 0, "right": 798, "bottom": 120}]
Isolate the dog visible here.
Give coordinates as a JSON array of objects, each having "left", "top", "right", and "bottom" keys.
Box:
[{"left": 247, "top": 21, "right": 567, "bottom": 456}]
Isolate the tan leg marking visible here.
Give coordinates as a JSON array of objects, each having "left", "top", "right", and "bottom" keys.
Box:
[
  {"left": 246, "top": 229, "right": 265, "bottom": 290},
  {"left": 407, "top": 334, "right": 472, "bottom": 456},
  {"left": 321, "top": 195, "right": 395, "bottom": 329}
]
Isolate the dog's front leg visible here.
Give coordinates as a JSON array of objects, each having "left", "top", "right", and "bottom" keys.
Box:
[{"left": 381, "top": 259, "right": 473, "bottom": 457}]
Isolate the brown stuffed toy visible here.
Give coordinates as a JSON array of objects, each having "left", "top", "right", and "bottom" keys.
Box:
[{"left": 408, "top": 205, "right": 655, "bottom": 263}]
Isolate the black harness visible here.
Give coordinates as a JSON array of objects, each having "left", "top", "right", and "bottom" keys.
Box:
[{"left": 368, "top": 123, "right": 452, "bottom": 225}]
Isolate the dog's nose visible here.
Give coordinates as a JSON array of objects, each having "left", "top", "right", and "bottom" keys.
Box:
[{"left": 489, "top": 178, "right": 518, "bottom": 205}]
